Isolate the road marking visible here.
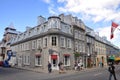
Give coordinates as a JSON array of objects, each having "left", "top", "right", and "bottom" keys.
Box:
[{"left": 94, "top": 73, "right": 102, "bottom": 76}]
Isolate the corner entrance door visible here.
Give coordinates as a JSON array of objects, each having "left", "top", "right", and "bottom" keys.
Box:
[
  {"left": 51, "top": 59, "right": 58, "bottom": 70},
  {"left": 51, "top": 55, "right": 58, "bottom": 70}
]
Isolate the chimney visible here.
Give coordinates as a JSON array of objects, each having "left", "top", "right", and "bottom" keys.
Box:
[
  {"left": 37, "top": 16, "right": 46, "bottom": 25},
  {"left": 26, "top": 26, "right": 31, "bottom": 31}
]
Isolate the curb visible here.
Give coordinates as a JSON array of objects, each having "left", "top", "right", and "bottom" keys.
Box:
[{"left": 11, "top": 66, "right": 111, "bottom": 74}]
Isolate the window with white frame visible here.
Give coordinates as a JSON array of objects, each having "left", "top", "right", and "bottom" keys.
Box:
[
  {"left": 26, "top": 42, "right": 29, "bottom": 50},
  {"left": 26, "top": 42, "right": 29, "bottom": 51},
  {"left": 24, "top": 55, "right": 30, "bottom": 65},
  {"left": 24, "top": 43, "right": 26, "bottom": 51},
  {"left": 20, "top": 44, "right": 22, "bottom": 51},
  {"left": 23, "top": 43, "right": 25, "bottom": 51},
  {"left": 82, "top": 43, "right": 85, "bottom": 53},
  {"left": 35, "top": 56, "right": 42, "bottom": 66},
  {"left": 69, "top": 26, "right": 71, "bottom": 33},
  {"left": 67, "top": 39, "right": 71, "bottom": 48},
  {"left": 63, "top": 56, "right": 70, "bottom": 66},
  {"left": 80, "top": 43, "right": 82, "bottom": 52},
  {"left": 75, "top": 41, "right": 78, "bottom": 52},
  {"left": 78, "top": 31, "right": 81, "bottom": 39},
  {"left": 37, "top": 27, "right": 39, "bottom": 33},
  {"left": 66, "top": 26, "right": 69, "bottom": 33},
  {"left": 32, "top": 40, "right": 36, "bottom": 49},
  {"left": 28, "top": 42, "right": 30, "bottom": 50},
  {"left": 24, "top": 56, "right": 26, "bottom": 64},
  {"left": 74, "top": 30, "right": 78, "bottom": 39},
  {"left": 78, "top": 44, "right": 80, "bottom": 52},
  {"left": 18, "top": 45, "right": 20, "bottom": 52},
  {"left": 15, "top": 46, "right": 17, "bottom": 52},
  {"left": 37, "top": 39, "right": 42, "bottom": 49},
  {"left": 28, "top": 56, "right": 30, "bottom": 64},
  {"left": 60, "top": 37, "right": 65, "bottom": 47},
  {"left": 52, "top": 36, "right": 57, "bottom": 46},
  {"left": 43, "top": 37, "right": 47, "bottom": 47},
  {"left": 54, "top": 20, "right": 57, "bottom": 28}
]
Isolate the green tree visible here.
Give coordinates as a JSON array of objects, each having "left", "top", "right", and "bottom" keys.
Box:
[{"left": 74, "top": 52, "right": 80, "bottom": 61}]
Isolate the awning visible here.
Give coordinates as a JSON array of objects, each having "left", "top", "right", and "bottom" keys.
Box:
[
  {"left": 108, "top": 55, "right": 115, "bottom": 62},
  {"left": 109, "top": 55, "right": 115, "bottom": 59},
  {"left": 63, "top": 54, "right": 70, "bottom": 56},
  {"left": 51, "top": 55, "right": 57, "bottom": 59},
  {"left": 115, "top": 57, "right": 120, "bottom": 61}
]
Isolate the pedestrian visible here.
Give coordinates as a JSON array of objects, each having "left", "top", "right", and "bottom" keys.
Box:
[
  {"left": 108, "top": 62, "right": 117, "bottom": 80},
  {"left": 101, "top": 62, "right": 104, "bottom": 68},
  {"left": 81, "top": 63, "right": 83, "bottom": 70},
  {"left": 58, "top": 61, "right": 61, "bottom": 69},
  {"left": 77, "top": 61, "right": 81, "bottom": 71},
  {"left": 74, "top": 61, "right": 78, "bottom": 70},
  {"left": 48, "top": 61, "right": 52, "bottom": 73},
  {"left": 58, "top": 61, "right": 65, "bottom": 73}
]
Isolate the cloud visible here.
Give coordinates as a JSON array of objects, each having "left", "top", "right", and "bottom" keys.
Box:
[
  {"left": 95, "top": 26, "right": 120, "bottom": 48},
  {"left": 48, "top": 4, "right": 56, "bottom": 15},
  {"left": 42, "top": 0, "right": 59, "bottom": 15},
  {"left": 57, "top": 0, "right": 120, "bottom": 23},
  {"left": 95, "top": 26, "right": 111, "bottom": 40}
]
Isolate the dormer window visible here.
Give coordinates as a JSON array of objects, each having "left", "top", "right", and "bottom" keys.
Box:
[
  {"left": 48, "top": 16, "right": 60, "bottom": 29},
  {"left": 37, "top": 27, "right": 39, "bottom": 32},
  {"left": 29, "top": 31, "right": 31, "bottom": 35},
  {"left": 24, "top": 33, "right": 25, "bottom": 38},
  {"left": 54, "top": 20, "right": 57, "bottom": 28}
]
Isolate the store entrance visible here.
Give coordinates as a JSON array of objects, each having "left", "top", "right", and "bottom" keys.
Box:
[{"left": 51, "top": 55, "right": 58, "bottom": 70}]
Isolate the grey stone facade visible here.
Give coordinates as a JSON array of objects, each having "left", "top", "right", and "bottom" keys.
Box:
[
  {"left": 6, "top": 14, "right": 119, "bottom": 71},
  {"left": 11, "top": 15, "right": 84, "bottom": 71}
]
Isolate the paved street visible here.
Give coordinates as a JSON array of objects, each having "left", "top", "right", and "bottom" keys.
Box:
[{"left": 0, "top": 65, "right": 120, "bottom": 80}]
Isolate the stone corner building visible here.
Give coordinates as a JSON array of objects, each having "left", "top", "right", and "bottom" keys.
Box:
[
  {"left": 0, "top": 14, "right": 119, "bottom": 71},
  {"left": 11, "top": 14, "right": 86, "bottom": 71}
]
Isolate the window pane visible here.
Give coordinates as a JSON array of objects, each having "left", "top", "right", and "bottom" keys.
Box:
[
  {"left": 35, "top": 56, "right": 41, "bottom": 66},
  {"left": 60, "top": 37, "right": 65, "bottom": 47},
  {"left": 64, "top": 56, "right": 70, "bottom": 66},
  {"left": 52, "top": 37, "right": 56, "bottom": 46},
  {"left": 44, "top": 38, "right": 47, "bottom": 47}
]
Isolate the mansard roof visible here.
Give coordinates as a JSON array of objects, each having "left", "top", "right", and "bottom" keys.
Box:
[{"left": 48, "top": 16, "right": 61, "bottom": 20}]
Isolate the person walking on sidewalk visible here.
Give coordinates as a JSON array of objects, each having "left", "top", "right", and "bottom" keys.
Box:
[
  {"left": 58, "top": 61, "right": 64, "bottom": 73},
  {"left": 108, "top": 62, "right": 117, "bottom": 80},
  {"left": 77, "top": 61, "right": 81, "bottom": 71},
  {"left": 74, "top": 61, "right": 78, "bottom": 70},
  {"left": 48, "top": 61, "right": 52, "bottom": 73}
]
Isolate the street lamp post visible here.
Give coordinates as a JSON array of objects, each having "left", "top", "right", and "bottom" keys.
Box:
[{"left": 87, "top": 53, "right": 91, "bottom": 68}]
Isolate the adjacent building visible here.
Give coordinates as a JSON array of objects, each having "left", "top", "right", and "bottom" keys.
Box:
[
  {"left": 95, "top": 35, "right": 107, "bottom": 67},
  {"left": 0, "top": 24, "right": 20, "bottom": 65},
  {"left": 86, "top": 26, "right": 96, "bottom": 67}
]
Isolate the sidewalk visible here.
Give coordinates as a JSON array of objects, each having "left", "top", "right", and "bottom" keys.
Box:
[{"left": 13, "top": 66, "right": 105, "bottom": 75}]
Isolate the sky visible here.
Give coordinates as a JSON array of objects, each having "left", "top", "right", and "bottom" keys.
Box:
[{"left": 0, "top": 0, "right": 120, "bottom": 48}]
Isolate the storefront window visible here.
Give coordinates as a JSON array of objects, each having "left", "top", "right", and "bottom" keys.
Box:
[
  {"left": 63, "top": 55, "right": 70, "bottom": 66},
  {"left": 35, "top": 56, "right": 42, "bottom": 66}
]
